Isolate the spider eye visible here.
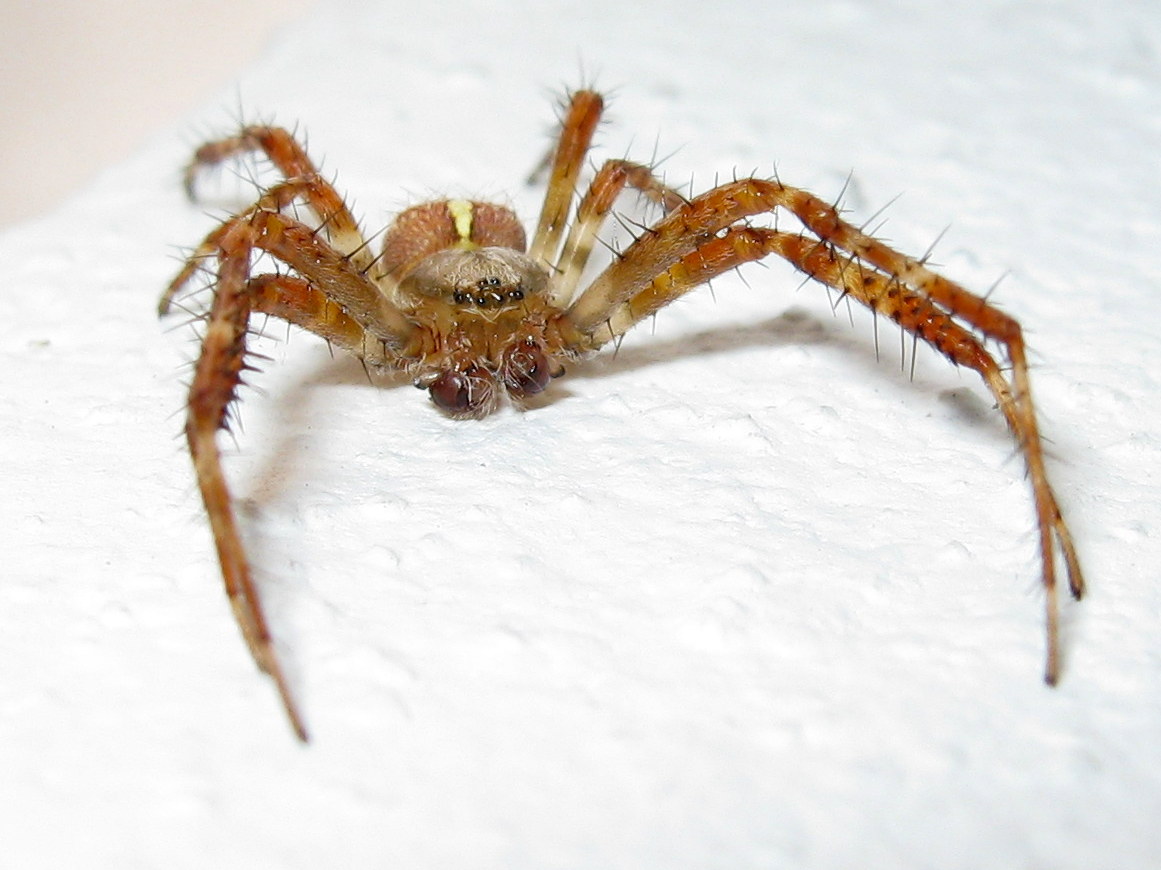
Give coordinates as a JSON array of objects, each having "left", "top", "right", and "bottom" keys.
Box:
[
  {"left": 471, "top": 276, "right": 507, "bottom": 307},
  {"left": 428, "top": 365, "right": 493, "bottom": 414},
  {"left": 502, "top": 338, "right": 552, "bottom": 397}
]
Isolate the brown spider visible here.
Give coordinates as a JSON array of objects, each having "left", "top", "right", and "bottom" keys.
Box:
[{"left": 161, "top": 89, "right": 1085, "bottom": 742}]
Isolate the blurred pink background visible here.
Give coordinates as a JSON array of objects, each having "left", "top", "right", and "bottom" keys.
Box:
[{"left": 0, "top": 0, "right": 312, "bottom": 228}]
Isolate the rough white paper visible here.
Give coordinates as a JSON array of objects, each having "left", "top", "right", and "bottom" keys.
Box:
[{"left": 2, "top": 1, "right": 1158, "bottom": 867}]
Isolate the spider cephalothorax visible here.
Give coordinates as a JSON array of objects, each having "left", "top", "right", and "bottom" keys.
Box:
[
  {"left": 162, "top": 89, "right": 1085, "bottom": 741},
  {"left": 383, "top": 200, "right": 565, "bottom": 416}
]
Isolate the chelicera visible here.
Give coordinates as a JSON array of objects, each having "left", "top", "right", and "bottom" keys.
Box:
[{"left": 162, "top": 89, "right": 1085, "bottom": 741}]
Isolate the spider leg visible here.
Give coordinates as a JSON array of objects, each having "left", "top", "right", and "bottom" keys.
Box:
[
  {"left": 167, "top": 207, "right": 422, "bottom": 740},
  {"left": 244, "top": 274, "right": 397, "bottom": 368},
  {"left": 769, "top": 229, "right": 1086, "bottom": 683},
  {"left": 528, "top": 90, "right": 605, "bottom": 265},
  {"left": 168, "top": 208, "right": 418, "bottom": 349},
  {"left": 561, "top": 188, "right": 1083, "bottom": 682},
  {"left": 549, "top": 158, "right": 688, "bottom": 308},
  {"left": 163, "top": 178, "right": 329, "bottom": 314},
  {"left": 183, "top": 218, "right": 311, "bottom": 741},
  {"left": 184, "top": 125, "right": 374, "bottom": 269}
]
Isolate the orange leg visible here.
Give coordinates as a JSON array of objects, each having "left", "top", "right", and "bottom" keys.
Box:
[
  {"left": 565, "top": 206, "right": 1084, "bottom": 683},
  {"left": 245, "top": 274, "right": 398, "bottom": 368},
  {"left": 527, "top": 91, "right": 605, "bottom": 265},
  {"left": 551, "top": 158, "right": 688, "bottom": 307},
  {"left": 184, "top": 125, "right": 375, "bottom": 269},
  {"left": 162, "top": 178, "right": 318, "bottom": 313},
  {"left": 169, "top": 209, "right": 425, "bottom": 740},
  {"left": 166, "top": 208, "right": 417, "bottom": 350},
  {"left": 183, "top": 219, "right": 311, "bottom": 741}
]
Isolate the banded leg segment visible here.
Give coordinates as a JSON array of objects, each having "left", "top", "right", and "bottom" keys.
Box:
[
  {"left": 168, "top": 210, "right": 424, "bottom": 741},
  {"left": 567, "top": 219, "right": 1083, "bottom": 683},
  {"left": 163, "top": 178, "right": 332, "bottom": 314},
  {"left": 760, "top": 229, "right": 1086, "bottom": 682},
  {"left": 528, "top": 90, "right": 605, "bottom": 265},
  {"left": 184, "top": 125, "right": 374, "bottom": 270},
  {"left": 246, "top": 274, "right": 398, "bottom": 368},
  {"left": 166, "top": 208, "right": 418, "bottom": 353},
  {"left": 183, "top": 219, "right": 310, "bottom": 741},
  {"left": 550, "top": 158, "right": 689, "bottom": 308},
  {"left": 569, "top": 178, "right": 1027, "bottom": 335}
]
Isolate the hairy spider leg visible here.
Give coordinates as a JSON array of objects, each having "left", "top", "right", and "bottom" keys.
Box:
[
  {"left": 561, "top": 179, "right": 1084, "bottom": 683},
  {"left": 184, "top": 125, "right": 374, "bottom": 266},
  {"left": 172, "top": 207, "right": 420, "bottom": 740},
  {"left": 183, "top": 218, "right": 310, "bottom": 741},
  {"left": 527, "top": 90, "right": 690, "bottom": 306},
  {"left": 550, "top": 158, "right": 689, "bottom": 307},
  {"left": 528, "top": 90, "right": 604, "bottom": 265},
  {"left": 162, "top": 178, "right": 343, "bottom": 313},
  {"left": 244, "top": 274, "right": 399, "bottom": 368}
]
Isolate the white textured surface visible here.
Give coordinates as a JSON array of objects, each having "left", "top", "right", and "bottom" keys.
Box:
[{"left": 2, "top": 1, "right": 1159, "bottom": 867}]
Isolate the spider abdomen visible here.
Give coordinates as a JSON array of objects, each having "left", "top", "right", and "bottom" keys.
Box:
[{"left": 379, "top": 199, "right": 528, "bottom": 278}]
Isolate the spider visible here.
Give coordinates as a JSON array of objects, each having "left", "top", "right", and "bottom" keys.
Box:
[{"left": 161, "top": 88, "right": 1085, "bottom": 742}]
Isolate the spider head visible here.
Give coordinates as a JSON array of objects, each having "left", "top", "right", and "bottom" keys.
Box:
[
  {"left": 398, "top": 246, "right": 549, "bottom": 314},
  {"left": 401, "top": 246, "right": 559, "bottom": 416}
]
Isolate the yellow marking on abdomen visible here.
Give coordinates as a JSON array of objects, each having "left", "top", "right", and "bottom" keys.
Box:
[{"left": 447, "top": 199, "right": 477, "bottom": 248}]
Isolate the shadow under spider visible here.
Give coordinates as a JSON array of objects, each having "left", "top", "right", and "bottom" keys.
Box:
[{"left": 237, "top": 305, "right": 1014, "bottom": 519}]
